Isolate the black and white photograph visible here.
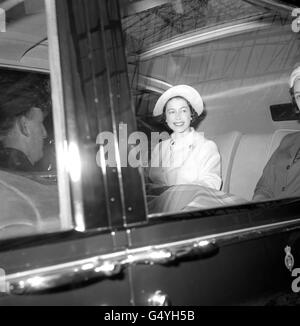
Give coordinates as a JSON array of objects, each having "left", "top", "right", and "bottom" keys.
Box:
[{"left": 0, "top": 0, "right": 300, "bottom": 307}]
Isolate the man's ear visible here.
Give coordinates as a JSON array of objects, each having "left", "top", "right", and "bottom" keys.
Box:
[{"left": 17, "top": 116, "right": 30, "bottom": 137}]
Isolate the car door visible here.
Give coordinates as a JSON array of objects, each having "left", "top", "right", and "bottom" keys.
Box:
[
  {"left": 118, "top": 0, "right": 300, "bottom": 305},
  {"left": 0, "top": 0, "right": 146, "bottom": 306}
]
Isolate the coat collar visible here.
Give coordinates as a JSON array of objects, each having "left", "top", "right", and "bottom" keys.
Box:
[{"left": 289, "top": 133, "right": 300, "bottom": 161}]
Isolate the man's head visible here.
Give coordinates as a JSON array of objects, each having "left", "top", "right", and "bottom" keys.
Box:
[
  {"left": 16, "top": 106, "right": 47, "bottom": 164},
  {"left": 0, "top": 74, "right": 50, "bottom": 165}
]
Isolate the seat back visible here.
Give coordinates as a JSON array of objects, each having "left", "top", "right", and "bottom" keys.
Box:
[
  {"left": 210, "top": 131, "right": 242, "bottom": 193},
  {"left": 229, "top": 129, "right": 298, "bottom": 200}
]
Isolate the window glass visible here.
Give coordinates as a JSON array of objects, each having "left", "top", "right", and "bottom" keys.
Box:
[
  {"left": 122, "top": 0, "right": 269, "bottom": 54},
  {"left": 0, "top": 4, "right": 70, "bottom": 239},
  {"left": 120, "top": 0, "right": 300, "bottom": 217}
]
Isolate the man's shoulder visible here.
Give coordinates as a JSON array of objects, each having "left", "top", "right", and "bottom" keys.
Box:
[
  {"left": 0, "top": 147, "right": 34, "bottom": 172},
  {"left": 281, "top": 131, "right": 300, "bottom": 145}
]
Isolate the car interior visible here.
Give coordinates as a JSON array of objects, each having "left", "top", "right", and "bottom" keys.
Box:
[
  {"left": 125, "top": 0, "right": 300, "bottom": 202},
  {"left": 0, "top": 0, "right": 300, "bottom": 239}
]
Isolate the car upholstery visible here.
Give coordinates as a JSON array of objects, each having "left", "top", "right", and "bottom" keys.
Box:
[
  {"left": 0, "top": 170, "right": 60, "bottom": 239},
  {"left": 213, "top": 129, "right": 299, "bottom": 201}
]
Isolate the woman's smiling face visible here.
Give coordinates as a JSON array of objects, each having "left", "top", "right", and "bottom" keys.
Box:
[{"left": 165, "top": 97, "right": 192, "bottom": 134}]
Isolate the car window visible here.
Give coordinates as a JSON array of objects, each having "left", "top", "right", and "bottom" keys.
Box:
[
  {"left": 118, "top": 0, "right": 300, "bottom": 217},
  {"left": 0, "top": 5, "right": 71, "bottom": 239}
]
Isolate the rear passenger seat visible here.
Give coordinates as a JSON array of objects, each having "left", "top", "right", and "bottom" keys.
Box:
[
  {"left": 211, "top": 129, "right": 299, "bottom": 201},
  {"left": 210, "top": 131, "right": 242, "bottom": 193}
]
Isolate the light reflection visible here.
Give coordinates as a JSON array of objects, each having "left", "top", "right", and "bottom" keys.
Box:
[
  {"left": 95, "top": 262, "right": 116, "bottom": 273},
  {"left": 99, "top": 145, "right": 107, "bottom": 178},
  {"left": 148, "top": 291, "right": 166, "bottom": 306},
  {"left": 126, "top": 255, "right": 134, "bottom": 263},
  {"left": 81, "top": 263, "right": 95, "bottom": 271},
  {"left": 74, "top": 200, "right": 85, "bottom": 232},
  {"left": 27, "top": 276, "right": 45, "bottom": 288},
  {"left": 58, "top": 141, "right": 82, "bottom": 183},
  {"left": 126, "top": 250, "right": 172, "bottom": 264},
  {"left": 18, "top": 280, "right": 25, "bottom": 289},
  {"left": 150, "top": 250, "right": 172, "bottom": 260},
  {"left": 198, "top": 240, "right": 210, "bottom": 247},
  {"left": 67, "top": 142, "right": 82, "bottom": 183}
]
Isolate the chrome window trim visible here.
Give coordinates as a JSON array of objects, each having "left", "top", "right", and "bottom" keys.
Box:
[
  {"left": 245, "top": 0, "right": 297, "bottom": 13},
  {"left": 121, "top": 0, "right": 172, "bottom": 16},
  {"left": 139, "top": 15, "right": 281, "bottom": 61},
  {"left": 136, "top": 75, "right": 172, "bottom": 93},
  {"left": 0, "top": 64, "right": 48, "bottom": 73},
  {"left": 45, "top": 0, "right": 73, "bottom": 230}
]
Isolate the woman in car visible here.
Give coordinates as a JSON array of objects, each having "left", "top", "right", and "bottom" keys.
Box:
[
  {"left": 148, "top": 85, "right": 222, "bottom": 190},
  {"left": 253, "top": 66, "right": 300, "bottom": 201}
]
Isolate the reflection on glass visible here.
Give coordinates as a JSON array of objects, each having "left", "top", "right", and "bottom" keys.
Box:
[
  {"left": 0, "top": 69, "right": 61, "bottom": 239},
  {"left": 121, "top": 0, "right": 300, "bottom": 217},
  {"left": 66, "top": 142, "right": 82, "bottom": 183},
  {"left": 0, "top": 3, "right": 64, "bottom": 240}
]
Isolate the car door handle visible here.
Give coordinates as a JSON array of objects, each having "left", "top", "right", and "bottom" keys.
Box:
[
  {"left": 122, "top": 240, "right": 219, "bottom": 266},
  {"left": 8, "top": 258, "right": 123, "bottom": 295},
  {"left": 7, "top": 240, "right": 218, "bottom": 295},
  {"left": 171, "top": 239, "right": 219, "bottom": 261}
]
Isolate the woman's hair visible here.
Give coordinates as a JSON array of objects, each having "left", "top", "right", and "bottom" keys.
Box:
[
  {"left": 290, "top": 87, "right": 297, "bottom": 108},
  {"left": 157, "top": 96, "right": 200, "bottom": 129},
  {"left": 289, "top": 64, "right": 300, "bottom": 108}
]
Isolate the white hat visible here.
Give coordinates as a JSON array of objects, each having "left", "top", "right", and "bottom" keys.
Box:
[
  {"left": 153, "top": 85, "right": 204, "bottom": 117},
  {"left": 289, "top": 66, "right": 300, "bottom": 88}
]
